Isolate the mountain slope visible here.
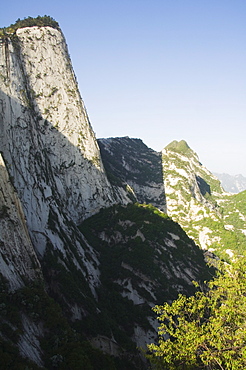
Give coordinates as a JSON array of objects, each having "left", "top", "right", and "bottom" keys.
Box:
[
  {"left": 0, "top": 19, "right": 129, "bottom": 368},
  {"left": 162, "top": 140, "right": 246, "bottom": 259},
  {"left": 0, "top": 23, "right": 130, "bottom": 250},
  {"left": 98, "top": 137, "right": 246, "bottom": 258},
  {"left": 79, "top": 203, "right": 213, "bottom": 361},
  {"left": 0, "top": 20, "right": 133, "bottom": 305}
]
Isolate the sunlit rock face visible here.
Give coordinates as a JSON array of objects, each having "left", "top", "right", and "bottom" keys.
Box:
[
  {"left": 161, "top": 140, "right": 241, "bottom": 254},
  {"left": 162, "top": 141, "right": 223, "bottom": 242},
  {"left": 162, "top": 140, "right": 223, "bottom": 222},
  {"left": 0, "top": 26, "right": 129, "bottom": 364},
  {"left": 0, "top": 26, "right": 130, "bottom": 256}
]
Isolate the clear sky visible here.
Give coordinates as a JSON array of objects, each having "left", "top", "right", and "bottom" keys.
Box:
[{"left": 1, "top": 1, "right": 246, "bottom": 175}]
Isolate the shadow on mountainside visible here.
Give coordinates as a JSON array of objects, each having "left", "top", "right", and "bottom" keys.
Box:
[{"left": 98, "top": 137, "right": 167, "bottom": 213}]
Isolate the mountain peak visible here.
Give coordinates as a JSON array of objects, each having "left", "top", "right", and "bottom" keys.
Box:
[{"left": 165, "top": 140, "right": 193, "bottom": 155}]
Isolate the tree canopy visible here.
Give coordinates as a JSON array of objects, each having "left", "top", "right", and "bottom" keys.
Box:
[
  {"left": 147, "top": 258, "right": 246, "bottom": 369},
  {"left": 0, "top": 16, "right": 60, "bottom": 36}
]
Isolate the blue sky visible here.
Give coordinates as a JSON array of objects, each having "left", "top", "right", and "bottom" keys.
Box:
[{"left": 2, "top": 1, "right": 246, "bottom": 175}]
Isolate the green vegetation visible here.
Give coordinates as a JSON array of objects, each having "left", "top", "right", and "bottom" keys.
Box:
[
  {"left": 147, "top": 258, "right": 246, "bottom": 369},
  {"left": 163, "top": 140, "right": 246, "bottom": 259},
  {"left": 0, "top": 16, "right": 59, "bottom": 37},
  {"left": 221, "top": 190, "right": 246, "bottom": 228},
  {"left": 165, "top": 140, "right": 193, "bottom": 156}
]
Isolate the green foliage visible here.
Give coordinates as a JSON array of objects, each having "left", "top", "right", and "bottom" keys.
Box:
[
  {"left": 0, "top": 16, "right": 60, "bottom": 36},
  {"left": 165, "top": 140, "right": 193, "bottom": 156},
  {"left": 221, "top": 191, "right": 246, "bottom": 229},
  {"left": 147, "top": 258, "right": 246, "bottom": 369},
  {"left": 163, "top": 143, "right": 246, "bottom": 258},
  {"left": 80, "top": 203, "right": 209, "bottom": 288}
]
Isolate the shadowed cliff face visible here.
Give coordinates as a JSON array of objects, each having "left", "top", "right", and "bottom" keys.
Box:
[
  {"left": 0, "top": 89, "right": 127, "bottom": 255},
  {"left": 98, "top": 137, "right": 167, "bottom": 213},
  {"left": 0, "top": 87, "right": 108, "bottom": 300},
  {"left": 0, "top": 26, "right": 133, "bottom": 325},
  {"left": 0, "top": 154, "right": 42, "bottom": 289}
]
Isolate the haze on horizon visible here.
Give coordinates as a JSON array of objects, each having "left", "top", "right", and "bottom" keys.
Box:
[{"left": 1, "top": 0, "right": 246, "bottom": 176}]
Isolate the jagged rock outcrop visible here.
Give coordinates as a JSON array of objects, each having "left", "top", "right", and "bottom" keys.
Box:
[
  {"left": 162, "top": 140, "right": 225, "bottom": 220},
  {"left": 98, "top": 137, "right": 166, "bottom": 212}
]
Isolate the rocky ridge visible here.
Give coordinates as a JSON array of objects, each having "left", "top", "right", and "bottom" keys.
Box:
[{"left": 0, "top": 25, "right": 130, "bottom": 255}]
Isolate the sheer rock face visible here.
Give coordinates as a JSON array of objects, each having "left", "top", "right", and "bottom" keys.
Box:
[
  {"left": 98, "top": 137, "right": 167, "bottom": 212},
  {"left": 0, "top": 154, "right": 42, "bottom": 289},
  {"left": 0, "top": 26, "right": 129, "bottom": 257}
]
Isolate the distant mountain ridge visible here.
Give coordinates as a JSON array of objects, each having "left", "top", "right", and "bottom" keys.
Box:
[{"left": 213, "top": 172, "right": 246, "bottom": 193}]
